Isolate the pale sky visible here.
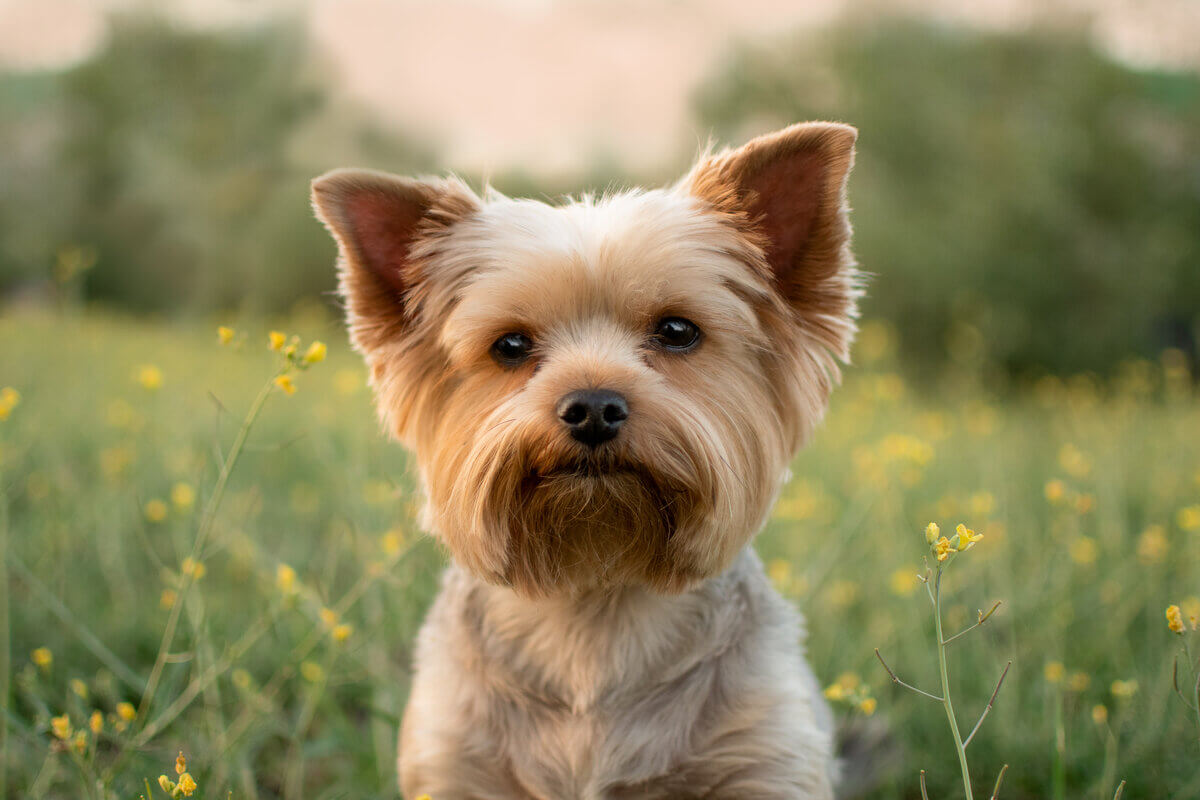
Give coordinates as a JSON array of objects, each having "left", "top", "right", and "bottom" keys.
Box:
[{"left": 1, "top": 0, "right": 1196, "bottom": 174}]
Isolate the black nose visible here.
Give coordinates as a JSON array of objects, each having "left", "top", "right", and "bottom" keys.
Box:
[{"left": 556, "top": 389, "right": 628, "bottom": 447}]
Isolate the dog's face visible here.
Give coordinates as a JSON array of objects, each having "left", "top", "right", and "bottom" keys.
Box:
[{"left": 313, "top": 122, "right": 859, "bottom": 597}]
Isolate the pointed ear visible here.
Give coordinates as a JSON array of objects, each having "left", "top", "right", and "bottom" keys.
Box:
[
  {"left": 311, "top": 169, "right": 478, "bottom": 351},
  {"left": 683, "top": 122, "right": 859, "bottom": 354}
]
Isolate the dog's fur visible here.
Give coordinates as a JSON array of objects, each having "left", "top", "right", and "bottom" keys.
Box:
[{"left": 312, "top": 121, "right": 860, "bottom": 799}]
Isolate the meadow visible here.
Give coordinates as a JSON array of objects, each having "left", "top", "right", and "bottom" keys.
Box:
[{"left": 3, "top": 308, "right": 1199, "bottom": 799}]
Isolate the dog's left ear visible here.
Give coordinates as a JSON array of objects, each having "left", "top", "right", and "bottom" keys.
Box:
[{"left": 683, "top": 122, "right": 859, "bottom": 357}]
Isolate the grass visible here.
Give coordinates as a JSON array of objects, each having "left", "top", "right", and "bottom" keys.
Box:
[{"left": 2, "top": 308, "right": 1199, "bottom": 799}]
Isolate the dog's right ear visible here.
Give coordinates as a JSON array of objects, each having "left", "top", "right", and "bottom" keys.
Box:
[{"left": 311, "top": 169, "right": 479, "bottom": 352}]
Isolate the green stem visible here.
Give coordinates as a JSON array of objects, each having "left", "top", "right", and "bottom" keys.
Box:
[
  {"left": 137, "top": 372, "right": 280, "bottom": 722},
  {"left": 934, "top": 568, "right": 973, "bottom": 800}
]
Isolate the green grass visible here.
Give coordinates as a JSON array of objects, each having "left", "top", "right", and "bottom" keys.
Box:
[{"left": 2, "top": 309, "right": 1199, "bottom": 799}]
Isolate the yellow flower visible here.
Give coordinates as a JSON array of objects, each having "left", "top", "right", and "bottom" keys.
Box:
[
  {"left": 1067, "top": 672, "right": 1090, "bottom": 692},
  {"left": 276, "top": 563, "right": 297, "bottom": 593},
  {"left": 31, "top": 647, "right": 52, "bottom": 669},
  {"left": 303, "top": 341, "right": 327, "bottom": 364},
  {"left": 72, "top": 730, "right": 87, "bottom": 754},
  {"left": 160, "top": 588, "right": 177, "bottom": 609},
  {"left": 415, "top": 796, "right": 433, "bottom": 800},
  {"left": 1091, "top": 704, "right": 1108, "bottom": 725},
  {"left": 217, "top": 326, "right": 235, "bottom": 344},
  {"left": 1137, "top": 525, "right": 1168, "bottom": 564},
  {"left": 955, "top": 523, "right": 983, "bottom": 551},
  {"left": 269, "top": 331, "right": 287, "bottom": 351},
  {"left": 51, "top": 714, "right": 72, "bottom": 740},
  {"left": 1111, "top": 679, "right": 1138, "bottom": 698},
  {"left": 767, "top": 559, "right": 792, "bottom": 592},
  {"left": 924, "top": 522, "right": 940, "bottom": 544},
  {"left": 232, "top": 668, "right": 253, "bottom": 690},
  {"left": 1178, "top": 505, "right": 1200, "bottom": 531},
  {"left": 274, "top": 374, "right": 296, "bottom": 395},
  {"left": 1074, "top": 493, "right": 1095, "bottom": 514},
  {"left": 89, "top": 710, "right": 103, "bottom": 734},
  {"left": 889, "top": 568, "right": 919, "bottom": 597},
  {"left": 1069, "top": 536, "right": 1098, "bottom": 565},
  {"left": 1058, "top": 443, "right": 1091, "bottom": 478},
  {"left": 968, "top": 492, "right": 995, "bottom": 516},
  {"left": 136, "top": 365, "right": 163, "bottom": 391},
  {"left": 858, "top": 697, "right": 877, "bottom": 715},
  {"left": 822, "top": 684, "right": 846, "bottom": 701},
  {"left": 1167, "top": 604, "right": 1185, "bottom": 634},
  {"left": 1044, "top": 479, "right": 1066, "bottom": 504},
  {"left": 181, "top": 558, "right": 206, "bottom": 580},
  {"left": 176, "top": 751, "right": 187, "bottom": 775},
  {"left": 333, "top": 623, "right": 354, "bottom": 643},
  {"left": 320, "top": 607, "right": 338, "bottom": 627},
  {"left": 171, "top": 482, "right": 195, "bottom": 510},
  {"left": 381, "top": 528, "right": 405, "bottom": 557},
  {"left": 0, "top": 386, "right": 19, "bottom": 420},
  {"left": 116, "top": 701, "right": 136, "bottom": 722},
  {"left": 934, "top": 537, "right": 952, "bottom": 562},
  {"left": 300, "top": 661, "right": 325, "bottom": 683},
  {"left": 158, "top": 775, "right": 175, "bottom": 793},
  {"left": 70, "top": 678, "right": 88, "bottom": 699},
  {"left": 1044, "top": 661, "right": 1065, "bottom": 684},
  {"left": 144, "top": 499, "right": 168, "bottom": 523},
  {"left": 178, "top": 773, "right": 197, "bottom": 796}
]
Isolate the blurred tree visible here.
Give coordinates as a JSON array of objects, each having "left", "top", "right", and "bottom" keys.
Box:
[
  {"left": 0, "top": 14, "right": 434, "bottom": 314},
  {"left": 695, "top": 19, "right": 1200, "bottom": 374}
]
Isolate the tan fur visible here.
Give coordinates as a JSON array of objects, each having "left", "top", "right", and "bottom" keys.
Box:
[{"left": 312, "top": 121, "right": 860, "bottom": 799}]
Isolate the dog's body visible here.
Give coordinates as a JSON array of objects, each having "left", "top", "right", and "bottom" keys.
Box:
[{"left": 313, "top": 122, "right": 861, "bottom": 799}]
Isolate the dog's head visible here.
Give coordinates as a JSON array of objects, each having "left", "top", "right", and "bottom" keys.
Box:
[{"left": 312, "top": 122, "right": 859, "bottom": 597}]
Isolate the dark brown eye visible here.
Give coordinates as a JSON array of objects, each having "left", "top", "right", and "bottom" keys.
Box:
[
  {"left": 653, "top": 317, "right": 701, "bottom": 352},
  {"left": 491, "top": 332, "right": 534, "bottom": 366}
]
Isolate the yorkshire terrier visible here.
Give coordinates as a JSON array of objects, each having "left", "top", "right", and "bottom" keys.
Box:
[{"left": 312, "top": 121, "right": 860, "bottom": 799}]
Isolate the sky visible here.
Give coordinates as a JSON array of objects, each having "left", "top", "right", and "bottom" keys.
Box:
[{"left": 1, "top": 0, "right": 1196, "bottom": 175}]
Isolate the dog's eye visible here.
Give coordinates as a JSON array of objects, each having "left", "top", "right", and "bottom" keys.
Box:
[
  {"left": 491, "top": 332, "right": 534, "bottom": 366},
  {"left": 652, "top": 317, "right": 701, "bottom": 352}
]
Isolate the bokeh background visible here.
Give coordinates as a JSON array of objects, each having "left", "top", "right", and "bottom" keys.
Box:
[{"left": 2, "top": 1, "right": 1199, "bottom": 798}]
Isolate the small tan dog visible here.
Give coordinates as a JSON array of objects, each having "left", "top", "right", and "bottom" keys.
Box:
[{"left": 312, "top": 121, "right": 860, "bottom": 799}]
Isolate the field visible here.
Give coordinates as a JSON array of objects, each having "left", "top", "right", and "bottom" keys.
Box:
[{"left": 3, "top": 309, "right": 1199, "bottom": 799}]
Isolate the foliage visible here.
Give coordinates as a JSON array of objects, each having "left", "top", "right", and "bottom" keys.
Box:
[
  {"left": 2, "top": 311, "right": 1199, "bottom": 798},
  {"left": 694, "top": 19, "right": 1200, "bottom": 374}
]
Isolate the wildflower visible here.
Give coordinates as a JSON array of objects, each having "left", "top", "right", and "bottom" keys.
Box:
[
  {"left": 276, "top": 563, "right": 297, "bottom": 594},
  {"left": 0, "top": 386, "right": 19, "bottom": 420},
  {"left": 924, "top": 522, "right": 940, "bottom": 544},
  {"left": 382, "top": 528, "right": 405, "bottom": 556},
  {"left": 955, "top": 523, "right": 983, "bottom": 551},
  {"left": 303, "top": 341, "right": 327, "bottom": 364},
  {"left": 181, "top": 558, "right": 206, "bottom": 580},
  {"left": 116, "top": 702, "right": 136, "bottom": 722},
  {"left": 767, "top": 559, "right": 792, "bottom": 592},
  {"left": 333, "top": 623, "right": 354, "bottom": 643},
  {"left": 968, "top": 492, "right": 995, "bottom": 516},
  {"left": 1111, "top": 679, "right": 1138, "bottom": 699},
  {"left": 827, "top": 580, "right": 859, "bottom": 608},
  {"left": 176, "top": 752, "right": 187, "bottom": 775},
  {"left": 300, "top": 661, "right": 325, "bottom": 683},
  {"left": 1074, "top": 493, "right": 1095, "bottom": 514},
  {"left": 72, "top": 731, "right": 87, "bottom": 753},
  {"left": 232, "top": 669, "right": 253, "bottom": 690},
  {"left": 822, "top": 683, "right": 846, "bottom": 701},
  {"left": 1091, "top": 704, "right": 1108, "bottom": 725},
  {"left": 171, "top": 482, "right": 195, "bottom": 510},
  {"left": 1058, "top": 443, "right": 1091, "bottom": 478},
  {"left": 1069, "top": 536, "right": 1098, "bottom": 565},
  {"left": 416, "top": 796, "right": 433, "bottom": 800},
  {"left": 177, "top": 772, "right": 197, "bottom": 796},
  {"left": 284, "top": 338, "right": 298, "bottom": 358},
  {"left": 158, "top": 775, "right": 175, "bottom": 793},
  {"left": 320, "top": 607, "right": 338, "bottom": 628},
  {"left": 1166, "top": 604, "right": 1185, "bottom": 634},
  {"left": 858, "top": 697, "right": 877, "bottom": 715},
  {"left": 274, "top": 374, "right": 296, "bottom": 395},
  {"left": 934, "top": 537, "right": 952, "bottom": 562},
  {"left": 1044, "top": 661, "right": 1065, "bottom": 684},
  {"left": 51, "top": 714, "right": 72, "bottom": 740},
  {"left": 160, "top": 588, "right": 177, "bottom": 609},
  {"left": 217, "top": 326, "right": 235, "bottom": 345},
  {"left": 1178, "top": 505, "right": 1200, "bottom": 531},
  {"left": 889, "top": 568, "right": 919, "bottom": 597},
  {"left": 89, "top": 710, "right": 103, "bottom": 734},
  {"left": 137, "top": 365, "right": 163, "bottom": 391},
  {"left": 144, "top": 499, "right": 168, "bottom": 523},
  {"left": 31, "top": 647, "right": 52, "bottom": 670},
  {"left": 70, "top": 679, "right": 88, "bottom": 699},
  {"left": 1067, "top": 672, "right": 1090, "bottom": 692},
  {"left": 1044, "top": 479, "right": 1066, "bottom": 504},
  {"left": 269, "top": 331, "right": 287, "bottom": 351}
]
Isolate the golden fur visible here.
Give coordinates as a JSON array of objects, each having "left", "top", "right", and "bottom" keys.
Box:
[{"left": 312, "top": 121, "right": 860, "bottom": 799}]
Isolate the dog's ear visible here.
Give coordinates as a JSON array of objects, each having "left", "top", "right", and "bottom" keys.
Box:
[
  {"left": 683, "top": 122, "right": 859, "bottom": 357},
  {"left": 311, "top": 169, "right": 479, "bottom": 352}
]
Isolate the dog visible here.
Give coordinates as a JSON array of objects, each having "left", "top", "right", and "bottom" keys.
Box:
[{"left": 312, "top": 121, "right": 860, "bottom": 799}]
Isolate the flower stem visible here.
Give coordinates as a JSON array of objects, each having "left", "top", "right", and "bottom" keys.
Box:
[
  {"left": 934, "top": 568, "right": 973, "bottom": 800},
  {"left": 137, "top": 372, "right": 281, "bottom": 722}
]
